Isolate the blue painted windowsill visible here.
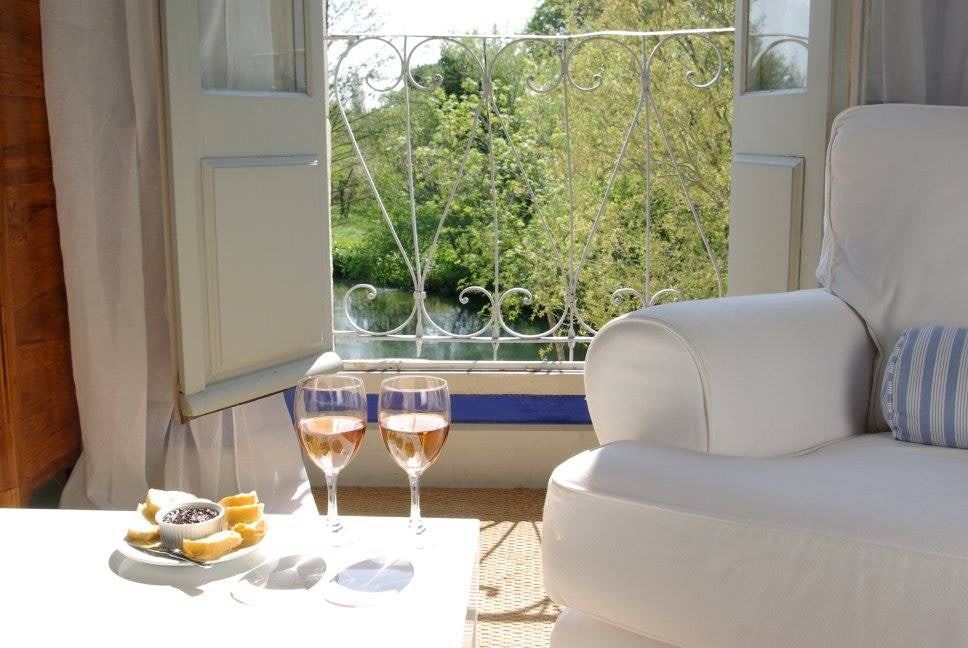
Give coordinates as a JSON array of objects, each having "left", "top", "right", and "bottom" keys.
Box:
[{"left": 283, "top": 389, "right": 590, "bottom": 425}]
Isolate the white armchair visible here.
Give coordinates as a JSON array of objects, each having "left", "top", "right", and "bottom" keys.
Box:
[{"left": 543, "top": 104, "right": 968, "bottom": 648}]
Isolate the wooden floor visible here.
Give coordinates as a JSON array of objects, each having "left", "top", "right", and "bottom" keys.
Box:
[{"left": 316, "top": 487, "right": 558, "bottom": 648}]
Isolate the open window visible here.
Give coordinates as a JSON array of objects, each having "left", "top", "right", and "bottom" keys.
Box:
[{"left": 161, "top": 0, "right": 858, "bottom": 419}]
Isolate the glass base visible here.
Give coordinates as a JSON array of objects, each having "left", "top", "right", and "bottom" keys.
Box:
[
  {"left": 318, "top": 520, "right": 358, "bottom": 548},
  {"left": 401, "top": 520, "right": 438, "bottom": 551}
]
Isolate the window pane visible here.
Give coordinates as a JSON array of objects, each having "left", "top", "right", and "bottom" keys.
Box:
[
  {"left": 200, "top": 0, "right": 306, "bottom": 93},
  {"left": 746, "top": 0, "right": 809, "bottom": 92}
]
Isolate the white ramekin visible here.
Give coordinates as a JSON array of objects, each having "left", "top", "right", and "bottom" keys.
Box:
[{"left": 156, "top": 500, "right": 226, "bottom": 550}]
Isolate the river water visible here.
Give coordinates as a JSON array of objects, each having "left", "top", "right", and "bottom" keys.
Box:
[{"left": 333, "top": 279, "right": 587, "bottom": 362}]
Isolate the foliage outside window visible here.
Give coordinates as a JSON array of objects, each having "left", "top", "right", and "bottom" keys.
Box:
[{"left": 329, "top": 0, "right": 734, "bottom": 361}]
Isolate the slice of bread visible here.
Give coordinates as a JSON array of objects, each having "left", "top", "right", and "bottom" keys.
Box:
[
  {"left": 182, "top": 530, "right": 243, "bottom": 561},
  {"left": 145, "top": 489, "right": 196, "bottom": 519},
  {"left": 137, "top": 503, "right": 156, "bottom": 524},
  {"left": 126, "top": 537, "right": 159, "bottom": 548},
  {"left": 224, "top": 502, "right": 264, "bottom": 526},
  {"left": 219, "top": 491, "right": 259, "bottom": 508},
  {"left": 126, "top": 511, "right": 160, "bottom": 542},
  {"left": 232, "top": 518, "right": 267, "bottom": 548}
]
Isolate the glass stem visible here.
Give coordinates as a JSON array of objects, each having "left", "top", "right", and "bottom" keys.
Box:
[
  {"left": 325, "top": 472, "right": 342, "bottom": 532},
  {"left": 408, "top": 473, "right": 425, "bottom": 534}
]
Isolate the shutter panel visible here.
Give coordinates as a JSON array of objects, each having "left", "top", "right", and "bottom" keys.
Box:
[
  {"left": 729, "top": 0, "right": 854, "bottom": 294},
  {"left": 161, "top": 0, "right": 338, "bottom": 417}
]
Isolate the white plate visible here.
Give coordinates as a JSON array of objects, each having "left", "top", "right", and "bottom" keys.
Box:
[{"left": 117, "top": 540, "right": 264, "bottom": 567}]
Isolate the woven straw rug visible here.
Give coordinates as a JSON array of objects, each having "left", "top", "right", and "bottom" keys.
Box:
[{"left": 314, "top": 487, "right": 558, "bottom": 648}]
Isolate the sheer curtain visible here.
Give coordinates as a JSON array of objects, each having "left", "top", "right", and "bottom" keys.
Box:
[
  {"left": 865, "top": 0, "right": 968, "bottom": 105},
  {"left": 199, "top": 0, "right": 306, "bottom": 93},
  {"left": 40, "top": 0, "right": 315, "bottom": 513}
]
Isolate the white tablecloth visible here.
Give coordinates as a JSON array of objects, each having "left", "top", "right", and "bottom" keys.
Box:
[{"left": 0, "top": 509, "right": 478, "bottom": 647}]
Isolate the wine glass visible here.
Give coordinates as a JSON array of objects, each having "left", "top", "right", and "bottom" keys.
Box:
[
  {"left": 378, "top": 376, "right": 450, "bottom": 538},
  {"left": 295, "top": 375, "right": 367, "bottom": 542}
]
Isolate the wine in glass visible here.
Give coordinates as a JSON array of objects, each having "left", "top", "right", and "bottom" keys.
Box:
[
  {"left": 295, "top": 375, "right": 367, "bottom": 541},
  {"left": 378, "top": 376, "right": 450, "bottom": 537}
]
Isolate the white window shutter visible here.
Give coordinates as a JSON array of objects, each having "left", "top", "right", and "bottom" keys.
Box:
[
  {"left": 730, "top": 0, "right": 852, "bottom": 294},
  {"left": 161, "top": 1, "right": 338, "bottom": 418}
]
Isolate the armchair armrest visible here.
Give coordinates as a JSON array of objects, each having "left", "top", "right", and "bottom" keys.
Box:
[{"left": 585, "top": 289, "right": 874, "bottom": 457}]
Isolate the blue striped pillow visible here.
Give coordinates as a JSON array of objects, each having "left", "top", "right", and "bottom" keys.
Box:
[{"left": 882, "top": 326, "right": 968, "bottom": 447}]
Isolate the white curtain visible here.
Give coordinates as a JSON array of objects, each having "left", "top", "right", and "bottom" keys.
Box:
[
  {"left": 865, "top": 0, "right": 968, "bottom": 105},
  {"left": 40, "top": 0, "right": 315, "bottom": 514}
]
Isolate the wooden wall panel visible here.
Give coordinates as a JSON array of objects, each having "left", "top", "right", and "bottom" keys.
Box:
[
  {"left": 0, "top": 487, "right": 20, "bottom": 507},
  {"left": 0, "top": 324, "right": 14, "bottom": 494},
  {"left": 0, "top": 0, "right": 82, "bottom": 505}
]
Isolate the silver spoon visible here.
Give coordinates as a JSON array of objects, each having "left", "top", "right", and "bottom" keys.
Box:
[{"left": 126, "top": 541, "right": 212, "bottom": 568}]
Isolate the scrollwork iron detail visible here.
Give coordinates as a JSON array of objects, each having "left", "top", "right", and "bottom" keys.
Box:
[{"left": 330, "top": 29, "right": 731, "bottom": 361}]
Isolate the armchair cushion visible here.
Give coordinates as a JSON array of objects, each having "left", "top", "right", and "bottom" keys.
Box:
[
  {"left": 882, "top": 325, "right": 968, "bottom": 447},
  {"left": 544, "top": 433, "right": 968, "bottom": 648},
  {"left": 817, "top": 104, "right": 968, "bottom": 428},
  {"left": 584, "top": 289, "right": 874, "bottom": 457}
]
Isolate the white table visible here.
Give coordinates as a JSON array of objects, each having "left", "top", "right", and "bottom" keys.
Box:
[{"left": 0, "top": 509, "right": 479, "bottom": 647}]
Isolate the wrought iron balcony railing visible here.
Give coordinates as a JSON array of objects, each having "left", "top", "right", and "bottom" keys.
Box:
[{"left": 327, "top": 28, "right": 733, "bottom": 364}]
